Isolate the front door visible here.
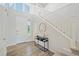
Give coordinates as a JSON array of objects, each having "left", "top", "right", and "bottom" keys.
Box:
[{"left": 16, "top": 15, "right": 33, "bottom": 43}]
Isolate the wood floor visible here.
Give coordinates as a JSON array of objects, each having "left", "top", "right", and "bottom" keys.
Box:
[{"left": 7, "top": 41, "right": 54, "bottom": 56}]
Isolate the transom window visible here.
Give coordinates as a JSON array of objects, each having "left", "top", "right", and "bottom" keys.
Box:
[{"left": 0, "top": 3, "right": 30, "bottom": 13}]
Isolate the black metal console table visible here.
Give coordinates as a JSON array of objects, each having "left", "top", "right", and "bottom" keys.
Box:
[{"left": 35, "top": 35, "right": 49, "bottom": 52}]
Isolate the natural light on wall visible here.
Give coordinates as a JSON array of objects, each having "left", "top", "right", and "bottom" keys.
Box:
[{"left": 0, "top": 3, "right": 30, "bottom": 13}]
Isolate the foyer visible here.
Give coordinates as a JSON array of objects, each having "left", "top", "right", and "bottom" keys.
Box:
[{"left": 0, "top": 3, "right": 79, "bottom": 56}]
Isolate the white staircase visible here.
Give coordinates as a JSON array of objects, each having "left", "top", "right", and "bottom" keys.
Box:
[{"left": 36, "top": 4, "right": 79, "bottom": 55}]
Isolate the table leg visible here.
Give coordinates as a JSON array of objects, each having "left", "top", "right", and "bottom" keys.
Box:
[
  {"left": 47, "top": 41, "right": 49, "bottom": 50},
  {"left": 44, "top": 42, "right": 45, "bottom": 52},
  {"left": 38, "top": 40, "right": 39, "bottom": 45}
]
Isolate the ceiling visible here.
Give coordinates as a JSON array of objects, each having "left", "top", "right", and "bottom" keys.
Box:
[
  {"left": 30, "top": 3, "right": 48, "bottom": 8},
  {"left": 28, "top": 3, "right": 71, "bottom": 16},
  {"left": 29, "top": 3, "right": 70, "bottom": 12},
  {"left": 0, "top": 3, "right": 73, "bottom": 16}
]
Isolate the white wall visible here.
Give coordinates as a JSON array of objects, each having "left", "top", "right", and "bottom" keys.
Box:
[
  {"left": 16, "top": 13, "right": 34, "bottom": 43},
  {"left": 0, "top": 6, "right": 34, "bottom": 46},
  {"left": 33, "top": 4, "right": 79, "bottom": 52},
  {"left": 0, "top": 7, "right": 34, "bottom": 55},
  {"left": 33, "top": 15, "right": 71, "bottom": 52},
  {"left": 0, "top": 7, "right": 8, "bottom": 55},
  {"left": 6, "top": 8, "right": 16, "bottom": 46},
  {"left": 6, "top": 9, "right": 34, "bottom": 46},
  {"left": 45, "top": 3, "right": 70, "bottom": 12},
  {"left": 40, "top": 4, "right": 79, "bottom": 48}
]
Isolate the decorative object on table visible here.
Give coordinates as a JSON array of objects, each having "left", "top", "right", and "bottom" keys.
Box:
[{"left": 39, "top": 22, "right": 47, "bottom": 37}]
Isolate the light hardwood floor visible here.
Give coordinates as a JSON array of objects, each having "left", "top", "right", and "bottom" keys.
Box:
[{"left": 7, "top": 41, "right": 54, "bottom": 56}]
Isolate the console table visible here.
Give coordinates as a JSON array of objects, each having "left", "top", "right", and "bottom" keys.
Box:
[{"left": 35, "top": 35, "right": 49, "bottom": 52}]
